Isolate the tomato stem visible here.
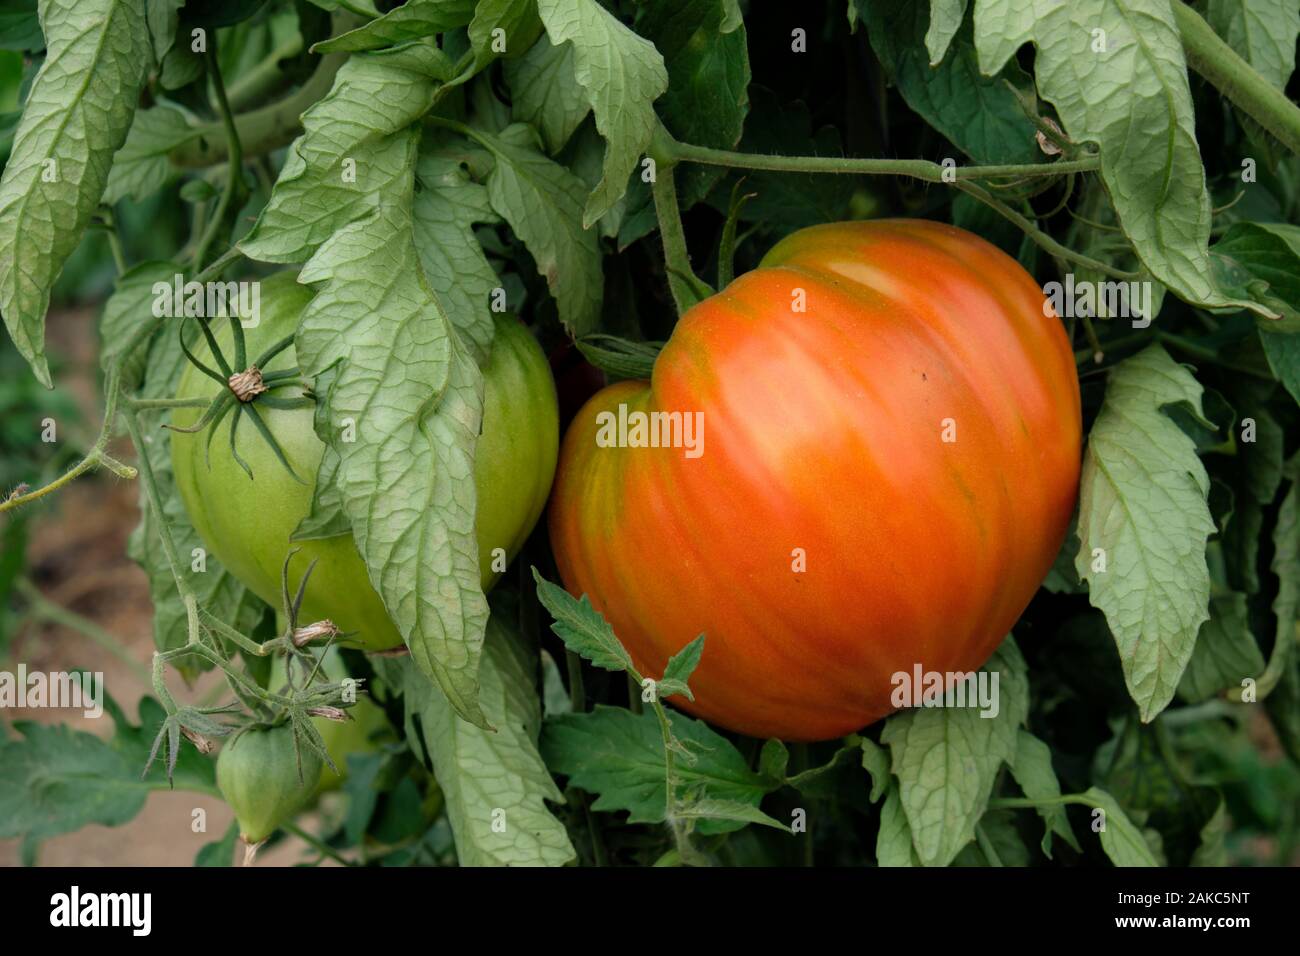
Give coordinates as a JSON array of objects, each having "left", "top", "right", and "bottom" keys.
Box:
[{"left": 1173, "top": 2, "right": 1300, "bottom": 156}]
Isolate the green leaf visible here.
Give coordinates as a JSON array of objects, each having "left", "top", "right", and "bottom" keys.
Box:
[
  {"left": 876, "top": 783, "right": 922, "bottom": 866},
  {"left": 379, "top": 611, "right": 576, "bottom": 867},
  {"left": 0, "top": 694, "right": 216, "bottom": 849},
  {"left": 1264, "top": 457, "right": 1299, "bottom": 753},
  {"left": 244, "top": 43, "right": 491, "bottom": 726},
  {"left": 1075, "top": 345, "right": 1214, "bottom": 721},
  {"left": 1178, "top": 592, "right": 1266, "bottom": 703},
  {"left": 503, "top": 35, "right": 588, "bottom": 153},
  {"left": 412, "top": 152, "right": 500, "bottom": 363},
  {"left": 1008, "top": 730, "right": 1080, "bottom": 856},
  {"left": 0, "top": 721, "right": 149, "bottom": 845},
  {"left": 1189, "top": 794, "right": 1228, "bottom": 867},
  {"left": 98, "top": 260, "right": 175, "bottom": 390},
  {"left": 103, "top": 102, "right": 196, "bottom": 204},
  {"left": 313, "top": 0, "right": 476, "bottom": 53},
  {"left": 535, "top": 0, "right": 668, "bottom": 226},
  {"left": 194, "top": 820, "right": 239, "bottom": 866},
  {"left": 1211, "top": 222, "right": 1300, "bottom": 406},
  {"left": 758, "top": 739, "right": 789, "bottom": 782},
  {"left": 466, "top": 0, "right": 543, "bottom": 72},
  {"left": 1042, "top": 519, "right": 1084, "bottom": 594},
  {"left": 1079, "top": 786, "right": 1159, "bottom": 866},
  {"left": 879, "top": 638, "right": 1030, "bottom": 866},
  {"left": 925, "top": 0, "right": 968, "bottom": 65},
  {"left": 474, "top": 123, "right": 602, "bottom": 335},
  {"left": 1206, "top": 0, "right": 1299, "bottom": 90},
  {"left": 954, "top": 813, "right": 1032, "bottom": 866},
  {"left": 973, "top": 0, "right": 1266, "bottom": 317},
  {"left": 0, "top": 0, "right": 151, "bottom": 386},
  {"left": 675, "top": 799, "right": 791, "bottom": 833},
  {"left": 0, "top": 0, "right": 43, "bottom": 51},
  {"left": 541, "top": 705, "right": 774, "bottom": 835},
  {"left": 241, "top": 42, "right": 454, "bottom": 264},
  {"left": 662, "top": 634, "right": 705, "bottom": 688},
  {"left": 863, "top": 0, "right": 1040, "bottom": 165},
  {"left": 632, "top": 0, "right": 750, "bottom": 209},
  {"left": 144, "top": 0, "right": 185, "bottom": 71},
  {"left": 532, "top": 567, "right": 635, "bottom": 674},
  {"left": 860, "top": 737, "right": 891, "bottom": 803},
  {"left": 573, "top": 332, "right": 662, "bottom": 379},
  {"left": 299, "top": 204, "right": 489, "bottom": 727}
]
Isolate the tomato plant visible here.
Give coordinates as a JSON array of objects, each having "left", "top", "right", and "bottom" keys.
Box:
[
  {"left": 170, "top": 272, "right": 559, "bottom": 652},
  {"left": 550, "top": 219, "right": 1082, "bottom": 740},
  {"left": 0, "top": 0, "right": 1296, "bottom": 883}
]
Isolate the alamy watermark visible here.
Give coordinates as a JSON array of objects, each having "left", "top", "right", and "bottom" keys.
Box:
[
  {"left": 1043, "top": 274, "right": 1154, "bottom": 328},
  {"left": 50, "top": 886, "right": 151, "bottom": 936},
  {"left": 0, "top": 665, "right": 104, "bottom": 718},
  {"left": 890, "top": 663, "right": 1000, "bottom": 718},
  {"left": 595, "top": 403, "right": 704, "bottom": 459},
  {"left": 152, "top": 274, "right": 261, "bottom": 327}
]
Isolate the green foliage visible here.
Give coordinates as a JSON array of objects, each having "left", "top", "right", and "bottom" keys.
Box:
[{"left": 0, "top": 0, "right": 1298, "bottom": 870}]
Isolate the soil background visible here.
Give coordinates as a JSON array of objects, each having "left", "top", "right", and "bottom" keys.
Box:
[{"left": 1, "top": 308, "right": 314, "bottom": 866}]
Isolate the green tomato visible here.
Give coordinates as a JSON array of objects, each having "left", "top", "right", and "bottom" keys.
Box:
[
  {"left": 170, "top": 272, "right": 559, "bottom": 651},
  {"left": 216, "top": 723, "right": 322, "bottom": 845},
  {"left": 268, "top": 648, "right": 394, "bottom": 793}
]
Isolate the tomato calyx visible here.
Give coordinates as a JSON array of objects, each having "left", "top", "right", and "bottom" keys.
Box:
[
  {"left": 226, "top": 364, "right": 269, "bottom": 402},
  {"left": 165, "top": 313, "right": 313, "bottom": 482}
]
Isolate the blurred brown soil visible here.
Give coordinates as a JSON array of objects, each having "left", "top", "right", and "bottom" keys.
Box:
[{"left": 0, "top": 308, "right": 316, "bottom": 867}]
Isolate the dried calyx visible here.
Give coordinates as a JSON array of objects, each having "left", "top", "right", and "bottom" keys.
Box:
[{"left": 227, "top": 365, "right": 269, "bottom": 402}]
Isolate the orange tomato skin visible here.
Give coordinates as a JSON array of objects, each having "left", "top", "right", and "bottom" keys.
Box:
[{"left": 549, "top": 220, "right": 1081, "bottom": 741}]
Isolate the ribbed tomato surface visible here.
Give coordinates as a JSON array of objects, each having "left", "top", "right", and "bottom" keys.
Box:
[{"left": 548, "top": 220, "right": 1081, "bottom": 741}]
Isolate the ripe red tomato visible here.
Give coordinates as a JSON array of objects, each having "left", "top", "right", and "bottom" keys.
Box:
[{"left": 548, "top": 220, "right": 1081, "bottom": 741}]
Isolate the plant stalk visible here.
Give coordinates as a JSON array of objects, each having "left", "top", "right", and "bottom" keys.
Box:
[{"left": 1173, "top": 2, "right": 1300, "bottom": 156}]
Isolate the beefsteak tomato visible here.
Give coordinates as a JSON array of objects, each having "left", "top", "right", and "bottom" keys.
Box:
[
  {"left": 549, "top": 220, "right": 1081, "bottom": 741},
  {"left": 171, "top": 272, "right": 559, "bottom": 651}
]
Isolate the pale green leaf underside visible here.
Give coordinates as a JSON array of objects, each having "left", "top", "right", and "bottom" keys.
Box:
[
  {"left": 1075, "top": 344, "right": 1213, "bottom": 721},
  {"left": 1206, "top": 0, "right": 1299, "bottom": 90},
  {"left": 244, "top": 42, "right": 492, "bottom": 726},
  {"left": 1009, "top": 729, "right": 1079, "bottom": 855},
  {"left": 536, "top": 0, "right": 668, "bottom": 226},
  {"left": 1178, "top": 592, "right": 1265, "bottom": 702},
  {"left": 0, "top": 0, "right": 151, "bottom": 386},
  {"left": 313, "top": 0, "right": 476, "bottom": 54},
  {"left": 926, "top": 0, "right": 969, "bottom": 64},
  {"left": 972, "top": 0, "right": 1264, "bottom": 316},
  {"left": 385, "top": 618, "right": 575, "bottom": 867},
  {"left": 412, "top": 154, "right": 500, "bottom": 364},
  {"left": 879, "top": 638, "right": 1029, "bottom": 867},
  {"left": 476, "top": 124, "right": 603, "bottom": 335},
  {"left": 503, "top": 36, "right": 590, "bottom": 154}
]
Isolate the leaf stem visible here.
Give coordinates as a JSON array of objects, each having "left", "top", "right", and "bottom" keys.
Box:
[
  {"left": 168, "top": 50, "right": 346, "bottom": 168},
  {"left": 0, "top": 367, "right": 135, "bottom": 515},
  {"left": 647, "top": 126, "right": 704, "bottom": 316},
  {"left": 127, "top": 397, "right": 211, "bottom": 410},
  {"left": 663, "top": 136, "right": 1099, "bottom": 182},
  {"left": 282, "top": 821, "right": 355, "bottom": 865},
  {"left": 565, "top": 648, "right": 586, "bottom": 712},
  {"left": 193, "top": 39, "right": 245, "bottom": 271},
  {"left": 1173, "top": 2, "right": 1300, "bottom": 156},
  {"left": 953, "top": 180, "right": 1139, "bottom": 279}
]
